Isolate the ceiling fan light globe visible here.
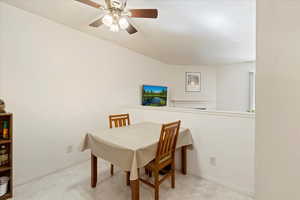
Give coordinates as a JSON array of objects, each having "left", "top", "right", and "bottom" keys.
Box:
[
  {"left": 102, "top": 14, "right": 113, "bottom": 26},
  {"left": 119, "top": 17, "right": 129, "bottom": 30},
  {"left": 110, "top": 24, "right": 120, "bottom": 32}
]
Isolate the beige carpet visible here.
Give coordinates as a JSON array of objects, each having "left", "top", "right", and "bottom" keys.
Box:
[{"left": 13, "top": 161, "right": 253, "bottom": 200}]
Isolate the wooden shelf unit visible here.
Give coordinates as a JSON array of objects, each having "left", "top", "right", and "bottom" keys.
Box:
[
  {"left": 0, "top": 193, "right": 11, "bottom": 200},
  {"left": 0, "top": 141, "right": 11, "bottom": 145},
  {"left": 0, "top": 113, "right": 13, "bottom": 200}
]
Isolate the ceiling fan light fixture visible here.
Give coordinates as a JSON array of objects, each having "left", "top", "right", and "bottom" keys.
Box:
[
  {"left": 119, "top": 17, "right": 129, "bottom": 30},
  {"left": 77, "top": 0, "right": 159, "bottom": 35},
  {"left": 102, "top": 14, "right": 113, "bottom": 26}
]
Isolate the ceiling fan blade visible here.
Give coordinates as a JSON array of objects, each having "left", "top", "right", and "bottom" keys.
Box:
[
  {"left": 126, "top": 23, "right": 138, "bottom": 35},
  {"left": 74, "top": 0, "right": 104, "bottom": 9},
  {"left": 122, "top": 0, "right": 127, "bottom": 9},
  {"left": 89, "top": 18, "right": 103, "bottom": 27},
  {"left": 129, "top": 9, "right": 158, "bottom": 18},
  {"left": 105, "top": 0, "right": 112, "bottom": 8}
]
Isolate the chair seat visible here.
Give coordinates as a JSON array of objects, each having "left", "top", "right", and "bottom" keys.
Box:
[{"left": 146, "top": 155, "right": 172, "bottom": 171}]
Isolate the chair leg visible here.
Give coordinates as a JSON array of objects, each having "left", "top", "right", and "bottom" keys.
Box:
[
  {"left": 171, "top": 163, "right": 175, "bottom": 188},
  {"left": 154, "top": 170, "right": 159, "bottom": 200},
  {"left": 145, "top": 168, "right": 149, "bottom": 176},
  {"left": 171, "top": 169, "right": 175, "bottom": 188},
  {"left": 110, "top": 164, "right": 114, "bottom": 176}
]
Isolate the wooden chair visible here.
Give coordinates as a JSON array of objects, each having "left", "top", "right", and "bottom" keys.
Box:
[
  {"left": 108, "top": 113, "right": 131, "bottom": 185},
  {"left": 109, "top": 113, "right": 130, "bottom": 129},
  {"left": 139, "top": 120, "right": 181, "bottom": 200}
]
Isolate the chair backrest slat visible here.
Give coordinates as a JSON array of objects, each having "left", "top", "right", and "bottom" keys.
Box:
[
  {"left": 109, "top": 114, "right": 130, "bottom": 129},
  {"left": 155, "top": 121, "right": 181, "bottom": 164}
]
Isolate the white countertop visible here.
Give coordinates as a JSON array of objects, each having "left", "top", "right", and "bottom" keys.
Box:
[{"left": 125, "top": 105, "right": 255, "bottom": 119}]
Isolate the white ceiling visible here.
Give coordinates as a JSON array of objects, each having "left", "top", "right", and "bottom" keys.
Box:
[{"left": 1, "top": 0, "right": 256, "bottom": 65}]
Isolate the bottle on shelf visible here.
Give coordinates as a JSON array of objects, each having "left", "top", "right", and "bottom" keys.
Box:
[
  {"left": 0, "top": 145, "right": 8, "bottom": 167},
  {"left": 2, "top": 121, "right": 8, "bottom": 139}
]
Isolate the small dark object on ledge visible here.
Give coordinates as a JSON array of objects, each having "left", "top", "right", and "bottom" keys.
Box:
[{"left": 0, "top": 99, "right": 6, "bottom": 113}]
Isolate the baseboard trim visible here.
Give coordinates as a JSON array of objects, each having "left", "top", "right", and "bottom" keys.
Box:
[{"left": 199, "top": 175, "right": 255, "bottom": 197}]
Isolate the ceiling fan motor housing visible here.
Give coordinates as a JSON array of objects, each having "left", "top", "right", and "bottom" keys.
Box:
[{"left": 111, "top": 0, "right": 122, "bottom": 8}]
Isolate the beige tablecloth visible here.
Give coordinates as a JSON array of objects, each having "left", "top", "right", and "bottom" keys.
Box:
[{"left": 80, "top": 122, "right": 193, "bottom": 180}]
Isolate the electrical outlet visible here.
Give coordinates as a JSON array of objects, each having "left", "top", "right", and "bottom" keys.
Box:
[
  {"left": 66, "top": 145, "right": 73, "bottom": 154},
  {"left": 210, "top": 157, "right": 217, "bottom": 166}
]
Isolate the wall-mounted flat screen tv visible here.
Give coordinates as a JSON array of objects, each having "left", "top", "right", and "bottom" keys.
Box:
[{"left": 142, "top": 85, "right": 168, "bottom": 106}]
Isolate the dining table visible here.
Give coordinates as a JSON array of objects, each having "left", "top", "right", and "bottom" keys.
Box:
[{"left": 80, "top": 122, "right": 193, "bottom": 200}]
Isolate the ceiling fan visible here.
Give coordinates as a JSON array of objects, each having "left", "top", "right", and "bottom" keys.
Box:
[{"left": 75, "top": 0, "right": 158, "bottom": 34}]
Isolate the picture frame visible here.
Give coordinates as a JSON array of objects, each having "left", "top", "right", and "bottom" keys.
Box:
[{"left": 185, "top": 72, "right": 201, "bottom": 92}]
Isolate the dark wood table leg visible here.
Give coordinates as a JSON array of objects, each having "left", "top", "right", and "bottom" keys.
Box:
[
  {"left": 181, "top": 146, "right": 187, "bottom": 175},
  {"left": 91, "top": 153, "right": 98, "bottom": 188},
  {"left": 111, "top": 164, "right": 114, "bottom": 176},
  {"left": 131, "top": 179, "right": 139, "bottom": 200},
  {"left": 126, "top": 171, "right": 131, "bottom": 186}
]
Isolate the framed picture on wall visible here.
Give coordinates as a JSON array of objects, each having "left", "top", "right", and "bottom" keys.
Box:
[{"left": 185, "top": 72, "right": 201, "bottom": 92}]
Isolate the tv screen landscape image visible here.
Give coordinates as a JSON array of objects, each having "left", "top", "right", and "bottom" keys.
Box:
[{"left": 142, "top": 85, "right": 167, "bottom": 106}]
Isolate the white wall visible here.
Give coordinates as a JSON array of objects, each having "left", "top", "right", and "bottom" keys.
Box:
[
  {"left": 0, "top": 2, "right": 172, "bottom": 185},
  {"left": 169, "top": 65, "right": 217, "bottom": 109},
  {"left": 216, "top": 62, "right": 256, "bottom": 112},
  {"left": 256, "top": 1, "right": 300, "bottom": 199},
  {"left": 124, "top": 106, "right": 255, "bottom": 196}
]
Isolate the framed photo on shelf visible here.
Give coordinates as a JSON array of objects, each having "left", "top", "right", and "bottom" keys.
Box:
[{"left": 185, "top": 72, "right": 201, "bottom": 92}]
